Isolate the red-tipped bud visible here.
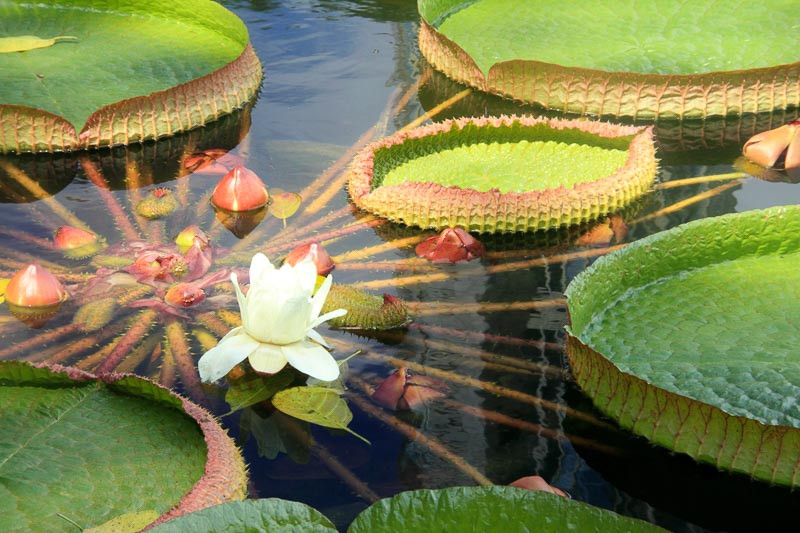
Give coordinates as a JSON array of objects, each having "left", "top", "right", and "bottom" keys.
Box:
[
  {"left": 416, "top": 227, "right": 484, "bottom": 263},
  {"left": 5, "top": 264, "right": 67, "bottom": 328},
  {"left": 53, "top": 226, "right": 104, "bottom": 258},
  {"left": 165, "top": 283, "right": 206, "bottom": 308},
  {"left": 211, "top": 166, "right": 269, "bottom": 212},
  {"left": 284, "top": 242, "right": 335, "bottom": 276},
  {"left": 5, "top": 263, "right": 67, "bottom": 308},
  {"left": 175, "top": 225, "right": 209, "bottom": 254}
]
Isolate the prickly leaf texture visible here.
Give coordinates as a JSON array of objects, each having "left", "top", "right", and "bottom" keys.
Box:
[{"left": 348, "top": 115, "right": 655, "bottom": 233}]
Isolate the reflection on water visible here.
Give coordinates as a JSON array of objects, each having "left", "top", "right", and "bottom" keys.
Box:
[{"left": 1, "top": 1, "right": 799, "bottom": 531}]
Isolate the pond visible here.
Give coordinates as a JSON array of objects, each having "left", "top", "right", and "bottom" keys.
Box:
[{"left": 1, "top": 1, "right": 799, "bottom": 531}]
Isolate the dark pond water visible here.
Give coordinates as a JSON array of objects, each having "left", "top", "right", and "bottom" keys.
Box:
[{"left": 1, "top": 1, "right": 799, "bottom": 531}]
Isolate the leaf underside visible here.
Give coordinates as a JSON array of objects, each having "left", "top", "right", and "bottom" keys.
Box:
[{"left": 566, "top": 205, "right": 800, "bottom": 486}]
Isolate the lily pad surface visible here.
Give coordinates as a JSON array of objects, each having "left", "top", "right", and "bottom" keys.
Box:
[
  {"left": 347, "top": 115, "right": 656, "bottom": 233},
  {"left": 0, "top": 0, "right": 262, "bottom": 153},
  {"left": 0, "top": 361, "right": 247, "bottom": 531},
  {"left": 149, "top": 499, "right": 337, "bottom": 533},
  {"left": 565, "top": 205, "right": 800, "bottom": 486},
  {"left": 348, "top": 486, "right": 664, "bottom": 532},
  {"left": 418, "top": 0, "right": 800, "bottom": 118}
]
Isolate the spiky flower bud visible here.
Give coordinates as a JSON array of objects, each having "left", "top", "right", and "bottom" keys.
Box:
[{"left": 136, "top": 188, "right": 179, "bottom": 219}]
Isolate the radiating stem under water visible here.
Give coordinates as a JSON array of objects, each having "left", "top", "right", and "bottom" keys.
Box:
[{"left": 348, "top": 376, "right": 494, "bottom": 487}]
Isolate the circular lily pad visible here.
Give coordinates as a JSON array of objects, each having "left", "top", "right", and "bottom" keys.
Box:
[
  {"left": 0, "top": 361, "right": 248, "bottom": 531},
  {"left": 565, "top": 205, "right": 800, "bottom": 486},
  {"left": 418, "top": 0, "right": 800, "bottom": 119},
  {"left": 347, "top": 115, "right": 656, "bottom": 233},
  {"left": 0, "top": 0, "right": 262, "bottom": 153}
]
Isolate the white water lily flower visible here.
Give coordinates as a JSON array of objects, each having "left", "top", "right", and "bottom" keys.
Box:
[{"left": 198, "top": 253, "right": 346, "bottom": 382}]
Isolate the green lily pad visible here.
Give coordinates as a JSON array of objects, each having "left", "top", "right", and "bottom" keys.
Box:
[
  {"left": 348, "top": 486, "right": 664, "bottom": 532},
  {"left": 0, "top": 0, "right": 262, "bottom": 153},
  {"left": 565, "top": 205, "right": 800, "bottom": 486},
  {"left": 418, "top": 0, "right": 800, "bottom": 118},
  {"left": 347, "top": 115, "right": 656, "bottom": 232},
  {"left": 0, "top": 361, "right": 248, "bottom": 532},
  {"left": 148, "top": 499, "right": 337, "bottom": 533}
]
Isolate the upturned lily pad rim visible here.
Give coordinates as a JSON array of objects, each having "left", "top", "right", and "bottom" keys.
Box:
[
  {"left": 0, "top": 0, "right": 262, "bottom": 153},
  {"left": 347, "top": 114, "right": 656, "bottom": 233},
  {"left": 417, "top": 0, "right": 800, "bottom": 119},
  {"left": 564, "top": 205, "right": 800, "bottom": 486},
  {"left": 0, "top": 360, "right": 247, "bottom": 528}
]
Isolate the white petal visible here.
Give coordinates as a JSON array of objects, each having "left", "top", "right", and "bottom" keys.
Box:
[
  {"left": 197, "top": 328, "right": 259, "bottom": 382},
  {"left": 306, "top": 327, "right": 331, "bottom": 349},
  {"left": 294, "top": 259, "right": 318, "bottom": 293},
  {"left": 282, "top": 339, "right": 340, "bottom": 381},
  {"left": 249, "top": 253, "right": 273, "bottom": 285},
  {"left": 247, "top": 343, "right": 288, "bottom": 374},
  {"left": 310, "top": 272, "right": 333, "bottom": 320},
  {"left": 231, "top": 272, "right": 248, "bottom": 330},
  {"left": 246, "top": 293, "right": 310, "bottom": 344},
  {"left": 309, "top": 307, "right": 347, "bottom": 329}
]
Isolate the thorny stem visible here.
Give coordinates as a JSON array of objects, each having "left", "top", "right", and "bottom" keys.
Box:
[
  {"left": 380, "top": 332, "right": 564, "bottom": 378},
  {"left": 165, "top": 319, "right": 206, "bottom": 405},
  {"left": 348, "top": 377, "right": 494, "bottom": 486},
  {"left": 396, "top": 88, "right": 471, "bottom": 134},
  {"left": 332, "top": 235, "right": 428, "bottom": 263},
  {"left": 96, "top": 308, "right": 159, "bottom": 373},
  {"left": 79, "top": 157, "right": 141, "bottom": 242},
  {"left": 33, "top": 321, "right": 128, "bottom": 365},
  {"left": 653, "top": 171, "right": 747, "bottom": 190},
  {"left": 331, "top": 338, "right": 613, "bottom": 431},
  {"left": 0, "top": 323, "right": 79, "bottom": 361},
  {"left": 333, "top": 259, "right": 439, "bottom": 273},
  {"left": 631, "top": 180, "right": 744, "bottom": 224},
  {"left": 407, "top": 298, "right": 567, "bottom": 318},
  {"left": 356, "top": 377, "right": 621, "bottom": 457},
  {"left": 350, "top": 246, "right": 626, "bottom": 290},
  {"left": 409, "top": 323, "right": 564, "bottom": 351},
  {"left": 0, "top": 158, "right": 93, "bottom": 232}
]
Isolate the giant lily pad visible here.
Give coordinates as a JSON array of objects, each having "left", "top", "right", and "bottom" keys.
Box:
[
  {"left": 0, "top": 361, "right": 248, "bottom": 531},
  {"left": 348, "top": 486, "right": 664, "bottom": 532},
  {"left": 347, "top": 115, "right": 656, "bottom": 233},
  {"left": 565, "top": 205, "right": 800, "bottom": 486},
  {"left": 149, "top": 499, "right": 337, "bottom": 533},
  {"left": 418, "top": 0, "right": 800, "bottom": 119},
  {"left": 0, "top": 0, "right": 262, "bottom": 153}
]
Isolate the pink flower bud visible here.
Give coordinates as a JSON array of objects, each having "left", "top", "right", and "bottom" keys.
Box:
[
  {"left": 743, "top": 120, "right": 800, "bottom": 170},
  {"left": 211, "top": 166, "right": 269, "bottom": 212},
  {"left": 165, "top": 283, "right": 206, "bottom": 308},
  {"left": 53, "top": 226, "right": 104, "bottom": 258},
  {"left": 415, "top": 227, "right": 484, "bottom": 263},
  {"left": 284, "top": 242, "right": 335, "bottom": 276},
  {"left": 5, "top": 263, "right": 67, "bottom": 308},
  {"left": 5, "top": 264, "right": 67, "bottom": 328}
]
